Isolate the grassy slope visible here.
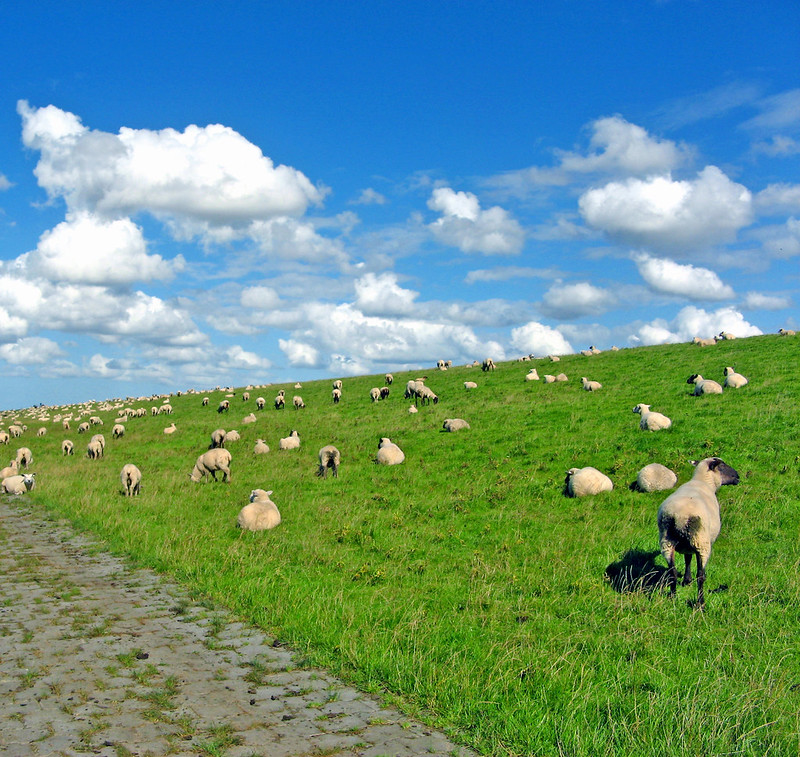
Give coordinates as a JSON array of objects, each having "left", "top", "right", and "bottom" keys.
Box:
[{"left": 3, "top": 336, "right": 800, "bottom": 756}]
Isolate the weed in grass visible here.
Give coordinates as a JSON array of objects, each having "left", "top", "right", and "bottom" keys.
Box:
[{"left": 196, "top": 724, "right": 243, "bottom": 756}]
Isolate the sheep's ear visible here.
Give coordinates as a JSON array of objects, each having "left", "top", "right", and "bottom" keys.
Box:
[
  {"left": 706, "top": 457, "right": 723, "bottom": 470},
  {"left": 266, "top": 490, "right": 273, "bottom": 496},
  {"left": 689, "top": 460, "right": 700, "bottom": 467}
]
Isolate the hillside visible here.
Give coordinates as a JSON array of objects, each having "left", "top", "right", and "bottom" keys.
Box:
[{"left": 2, "top": 335, "right": 800, "bottom": 756}]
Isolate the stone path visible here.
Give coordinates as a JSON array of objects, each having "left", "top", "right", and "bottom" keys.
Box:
[{"left": 0, "top": 499, "right": 475, "bottom": 757}]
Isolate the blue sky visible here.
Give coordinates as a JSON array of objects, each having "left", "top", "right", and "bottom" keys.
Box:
[{"left": 1, "top": 1, "right": 798, "bottom": 409}]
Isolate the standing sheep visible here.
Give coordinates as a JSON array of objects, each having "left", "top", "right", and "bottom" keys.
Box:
[
  {"left": 565, "top": 467, "right": 613, "bottom": 497},
  {"left": 481, "top": 358, "right": 496, "bottom": 371},
  {"left": 376, "top": 437, "right": 405, "bottom": 465},
  {"left": 687, "top": 374, "right": 723, "bottom": 395},
  {"left": 62, "top": 440, "right": 74, "bottom": 456},
  {"left": 112, "top": 423, "right": 125, "bottom": 438},
  {"left": 87, "top": 439, "right": 104, "bottom": 459},
  {"left": 333, "top": 379, "right": 343, "bottom": 390},
  {"left": 217, "top": 400, "right": 230, "bottom": 413},
  {"left": 633, "top": 463, "right": 678, "bottom": 492},
  {"left": 723, "top": 367, "right": 748, "bottom": 388},
  {"left": 274, "top": 394, "right": 285, "bottom": 410},
  {"left": 316, "top": 445, "right": 341, "bottom": 478},
  {"left": 657, "top": 457, "right": 739, "bottom": 609},
  {"left": 120, "top": 464, "right": 142, "bottom": 496},
  {"left": 292, "top": 395, "right": 305, "bottom": 410},
  {"left": 189, "top": 448, "right": 232, "bottom": 483},
  {"left": 15, "top": 447, "right": 33, "bottom": 469},
  {"left": 210, "top": 428, "right": 227, "bottom": 449},
  {"left": 384, "top": 374, "right": 393, "bottom": 385},
  {"left": 332, "top": 388, "right": 342, "bottom": 404},
  {"left": 632, "top": 404, "right": 672, "bottom": 431},
  {"left": 256, "top": 397, "right": 266, "bottom": 410},
  {"left": 237, "top": 489, "right": 281, "bottom": 531},
  {"left": 369, "top": 387, "right": 381, "bottom": 402}
]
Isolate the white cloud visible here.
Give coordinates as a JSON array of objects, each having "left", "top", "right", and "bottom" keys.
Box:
[
  {"left": 353, "top": 272, "right": 418, "bottom": 316},
  {"left": 352, "top": 188, "right": 387, "bottom": 205},
  {"left": 751, "top": 136, "right": 800, "bottom": 157},
  {"left": 635, "top": 253, "right": 734, "bottom": 301},
  {"left": 741, "top": 89, "right": 800, "bottom": 132},
  {"left": 579, "top": 166, "right": 753, "bottom": 252},
  {"left": 465, "top": 266, "right": 562, "bottom": 284},
  {"left": 248, "top": 217, "right": 351, "bottom": 265},
  {"left": 755, "top": 184, "right": 800, "bottom": 214},
  {"left": 0, "top": 174, "right": 12, "bottom": 191},
  {"left": 225, "top": 345, "right": 271, "bottom": 370},
  {"left": 0, "top": 336, "right": 63, "bottom": 365},
  {"left": 539, "top": 282, "right": 617, "bottom": 320},
  {"left": 428, "top": 187, "right": 525, "bottom": 255},
  {"left": 0, "top": 306, "right": 27, "bottom": 340},
  {"left": 510, "top": 321, "right": 573, "bottom": 356},
  {"left": 279, "top": 338, "right": 321, "bottom": 367},
  {"left": 240, "top": 286, "right": 280, "bottom": 309},
  {"left": 630, "top": 305, "right": 763, "bottom": 345},
  {"left": 742, "top": 292, "right": 792, "bottom": 310}
]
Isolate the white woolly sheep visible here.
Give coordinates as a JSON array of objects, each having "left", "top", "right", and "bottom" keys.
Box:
[
  {"left": 464, "top": 381, "right": 478, "bottom": 390},
  {"left": 657, "top": 457, "right": 739, "bottom": 609},
  {"left": 632, "top": 403, "right": 672, "bottom": 431},
  {"left": 87, "top": 439, "right": 104, "bottom": 459},
  {"left": 217, "top": 400, "right": 230, "bottom": 413},
  {"left": 120, "top": 463, "right": 142, "bottom": 496},
  {"left": 224, "top": 430, "right": 240, "bottom": 442},
  {"left": 36, "top": 427, "right": 47, "bottom": 437},
  {"left": 687, "top": 374, "right": 723, "bottom": 395},
  {"left": 580, "top": 349, "right": 593, "bottom": 357},
  {"left": 163, "top": 423, "right": 177, "bottom": 435},
  {"left": 565, "top": 467, "right": 613, "bottom": 497},
  {"left": 581, "top": 377, "right": 602, "bottom": 391},
  {"left": 210, "top": 428, "right": 227, "bottom": 449},
  {"left": 692, "top": 336, "right": 716, "bottom": 347},
  {"left": 91, "top": 433, "right": 106, "bottom": 451},
  {"left": 555, "top": 373, "right": 568, "bottom": 382},
  {"left": 481, "top": 358, "right": 496, "bottom": 371},
  {"left": 317, "top": 445, "right": 341, "bottom": 478},
  {"left": 9, "top": 425, "right": 23, "bottom": 438},
  {"left": 332, "top": 388, "right": 342, "bottom": 404},
  {"left": 112, "top": 423, "right": 125, "bottom": 438},
  {"left": 408, "top": 405, "right": 418, "bottom": 414},
  {"left": 292, "top": 395, "right": 305, "bottom": 409},
  {"left": 716, "top": 331, "right": 736, "bottom": 341},
  {"left": 279, "top": 430, "right": 301, "bottom": 450},
  {"left": 376, "top": 437, "right": 405, "bottom": 465},
  {"left": 0, "top": 431, "right": 9, "bottom": 444},
  {"left": 723, "top": 367, "right": 748, "bottom": 388},
  {"left": 159, "top": 404, "right": 173, "bottom": 415},
  {"left": 62, "top": 420, "right": 70, "bottom": 430},
  {"left": 256, "top": 397, "right": 266, "bottom": 410},
  {"left": 78, "top": 422, "right": 90, "bottom": 434},
  {"left": 254, "top": 439, "right": 270, "bottom": 455},
  {"left": 242, "top": 392, "right": 250, "bottom": 402},
  {"left": 62, "top": 440, "right": 74, "bottom": 456},
  {"left": 237, "top": 489, "right": 281, "bottom": 531},
  {"left": 274, "top": 395, "right": 285, "bottom": 410},
  {"left": 525, "top": 369, "right": 539, "bottom": 381},
  {"left": 442, "top": 418, "right": 470, "bottom": 432},
  {"left": 633, "top": 463, "right": 678, "bottom": 493},
  {"left": 384, "top": 374, "right": 393, "bottom": 385},
  {"left": 15, "top": 447, "right": 33, "bottom": 469},
  {"left": 2, "top": 473, "right": 36, "bottom": 495},
  {"left": 543, "top": 374, "right": 556, "bottom": 383},
  {"left": 778, "top": 328, "right": 795, "bottom": 336},
  {"left": 370, "top": 387, "right": 381, "bottom": 402},
  {"left": 189, "top": 448, "right": 232, "bottom": 483},
  {"left": 242, "top": 413, "right": 257, "bottom": 424},
  {"left": 90, "top": 416, "right": 103, "bottom": 425},
  {"left": 417, "top": 385, "right": 438, "bottom": 405},
  {"left": 0, "top": 460, "right": 18, "bottom": 478},
  {"left": 202, "top": 397, "right": 210, "bottom": 406},
  {"left": 333, "top": 379, "right": 343, "bottom": 391},
  {"left": 549, "top": 355, "right": 561, "bottom": 362}
]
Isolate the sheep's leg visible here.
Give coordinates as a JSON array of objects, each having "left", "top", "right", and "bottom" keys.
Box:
[
  {"left": 682, "top": 554, "right": 693, "bottom": 586},
  {"left": 662, "top": 544, "right": 677, "bottom": 596},
  {"left": 332, "top": 462, "right": 338, "bottom": 478},
  {"left": 222, "top": 466, "right": 231, "bottom": 483},
  {"left": 696, "top": 558, "right": 706, "bottom": 610}
]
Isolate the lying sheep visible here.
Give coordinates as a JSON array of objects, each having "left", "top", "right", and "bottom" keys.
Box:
[
  {"left": 120, "top": 463, "right": 142, "bottom": 496},
  {"left": 408, "top": 406, "right": 418, "bottom": 414},
  {"left": 543, "top": 374, "right": 556, "bottom": 383},
  {"left": 237, "top": 489, "right": 281, "bottom": 531},
  {"left": 87, "top": 439, "right": 104, "bottom": 459},
  {"left": 112, "top": 423, "right": 125, "bottom": 438},
  {"left": 254, "top": 439, "right": 270, "bottom": 454},
  {"left": 581, "top": 377, "right": 602, "bottom": 391},
  {"left": 225, "top": 430, "right": 240, "bottom": 443},
  {"left": 633, "top": 463, "right": 677, "bottom": 492},
  {"left": 555, "top": 373, "right": 568, "bottom": 382},
  {"left": 549, "top": 355, "right": 561, "bottom": 362},
  {"left": 292, "top": 395, "right": 305, "bottom": 409},
  {"left": 278, "top": 430, "right": 300, "bottom": 450},
  {"left": 62, "top": 440, "right": 74, "bottom": 456},
  {"left": 210, "top": 428, "right": 227, "bottom": 449},
  {"left": 524, "top": 369, "right": 539, "bottom": 381},
  {"left": 189, "top": 448, "right": 232, "bottom": 483},
  {"left": 316, "top": 445, "right": 341, "bottom": 478},
  {"left": 633, "top": 403, "right": 672, "bottom": 431},
  {"left": 164, "top": 422, "right": 177, "bottom": 434},
  {"left": 716, "top": 331, "right": 736, "bottom": 341},
  {"left": 657, "top": 457, "right": 739, "bottom": 609},
  {"left": 565, "top": 467, "right": 613, "bottom": 497},
  {"left": 692, "top": 336, "right": 716, "bottom": 347},
  {"left": 0, "top": 460, "right": 18, "bottom": 478},
  {"left": 778, "top": 328, "right": 795, "bottom": 336},
  {"left": 242, "top": 413, "right": 257, "bottom": 424},
  {"left": 15, "top": 447, "right": 33, "bottom": 469},
  {"left": 723, "top": 367, "right": 748, "bottom": 388},
  {"left": 376, "top": 437, "right": 404, "bottom": 465},
  {"left": 2, "top": 473, "right": 36, "bottom": 495},
  {"left": 464, "top": 381, "right": 478, "bottom": 390},
  {"left": 687, "top": 374, "right": 723, "bottom": 395},
  {"left": 442, "top": 418, "right": 470, "bottom": 432}
]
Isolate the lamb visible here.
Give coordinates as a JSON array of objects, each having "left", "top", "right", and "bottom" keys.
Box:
[
  {"left": 633, "top": 403, "right": 672, "bottom": 431},
  {"left": 120, "top": 463, "right": 142, "bottom": 496},
  {"left": 62, "top": 440, "right": 74, "bottom": 456},
  {"left": 224, "top": 430, "right": 240, "bottom": 442},
  {"left": 210, "top": 428, "right": 227, "bottom": 449},
  {"left": 332, "top": 388, "right": 342, "bottom": 404},
  {"left": 256, "top": 397, "right": 266, "bottom": 410},
  {"left": 237, "top": 489, "right": 281, "bottom": 531},
  {"left": 657, "top": 457, "right": 739, "bottom": 609},
  {"left": 687, "top": 374, "right": 723, "bottom": 395},
  {"left": 565, "top": 467, "right": 613, "bottom": 497},
  {"left": 408, "top": 405, "right": 418, "bottom": 414},
  {"left": 376, "top": 437, "right": 405, "bottom": 465},
  {"left": 112, "top": 423, "right": 125, "bottom": 438},
  {"left": 15, "top": 447, "right": 33, "bottom": 469},
  {"left": 292, "top": 395, "right": 305, "bottom": 409},
  {"left": 253, "top": 439, "right": 270, "bottom": 455},
  {"left": 163, "top": 422, "right": 177, "bottom": 434},
  {"left": 189, "top": 448, "right": 232, "bottom": 483},
  {"left": 279, "top": 430, "right": 301, "bottom": 450},
  {"left": 242, "top": 412, "right": 257, "bottom": 424},
  {"left": 442, "top": 418, "right": 470, "bottom": 432},
  {"left": 87, "top": 439, "right": 104, "bottom": 459},
  {"left": 723, "top": 367, "right": 748, "bottom": 388},
  {"left": 692, "top": 336, "right": 716, "bottom": 347},
  {"left": 2, "top": 473, "right": 36, "bottom": 495},
  {"left": 316, "top": 445, "right": 341, "bottom": 478},
  {"left": 524, "top": 369, "right": 539, "bottom": 381},
  {"left": 464, "top": 381, "right": 478, "bottom": 390},
  {"left": 581, "top": 377, "right": 602, "bottom": 391},
  {"left": 633, "top": 463, "right": 677, "bottom": 492}
]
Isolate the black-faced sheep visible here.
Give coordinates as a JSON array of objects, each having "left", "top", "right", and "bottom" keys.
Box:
[
  {"left": 316, "top": 445, "right": 341, "bottom": 478},
  {"left": 0, "top": 460, "right": 18, "bottom": 478},
  {"left": 657, "top": 457, "right": 739, "bottom": 609},
  {"left": 376, "top": 437, "right": 404, "bottom": 465},
  {"left": 332, "top": 388, "right": 342, "bottom": 404},
  {"left": 2, "top": 473, "right": 36, "bottom": 495},
  {"left": 121, "top": 464, "right": 142, "bottom": 496},
  {"left": 274, "top": 395, "right": 285, "bottom": 410},
  {"left": 384, "top": 374, "right": 393, "bottom": 385},
  {"left": 189, "top": 448, "right": 232, "bottom": 483},
  {"left": 481, "top": 358, "right": 496, "bottom": 371},
  {"left": 256, "top": 397, "right": 266, "bottom": 410},
  {"left": 62, "top": 440, "right": 74, "bottom": 456},
  {"left": 565, "top": 467, "right": 613, "bottom": 497},
  {"left": 778, "top": 328, "right": 795, "bottom": 336},
  {"left": 87, "top": 439, "right": 104, "bottom": 459},
  {"left": 687, "top": 374, "right": 723, "bottom": 395},
  {"left": 210, "top": 428, "right": 227, "bottom": 449},
  {"left": 112, "top": 423, "right": 125, "bottom": 438},
  {"left": 237, "top": 489, "right": 281, "bottom": 531},
  {"left": 279, "top": 430, "right": 300, "bottom": 450},
  {"left": 333, "top": 379, "right": 343, "bottom": 391},
  {"left": 217, "top": 400, "right": 230, "bottom": 413}
]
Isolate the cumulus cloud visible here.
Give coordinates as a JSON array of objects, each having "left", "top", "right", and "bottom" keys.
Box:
[
  {"left": 630, "top": 305, "right": 762, "bottom": 345},
  {"left": 539, "top": 281, "right": 617, "bottom": 320},
  {"left": 225, "top": 345, "right": 271, "bottom": 370},
  {"left": 0, "top": 336, "right": 63, "bottom": 365},
  {"left": 427, "top": 187, "right": 524, "bottom": 255},
  {"left": 755, "top": 183, "right": 800, "bottom": 214},
  {"left": 580, "top": 166, "right": 753, "bottom": 252},
  {"left": 0, "top": 306, "right": 27, "bottom": 340},
  {"left": 353, "top": 272, "right": 418, "bottom": 316},
  {"left": 510, "top": 321, "right": 573, "bottom": 356},
  {"left": 634, "top": 253, "right": 734, "bottom": 301},
  {"left": 240, "top": 286, "right": 280, "bottom": 309},
  {"left": 742, "top": 292, "right": 792, "bottom": 310},
  {"left": 279, "top": 338, "right": 321, "bottom": 367}
]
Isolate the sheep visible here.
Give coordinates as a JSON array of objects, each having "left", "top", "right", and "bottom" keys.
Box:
[
  {"left": 202, "top": 397, "right": 210, "bottom": 406},
  {"left": 90, "top": 416, "right": 103, "bottom": 425},
  {"left": 332, "top": 388, "right": 342, "bottom": 404},
  {"left": 62, "top": 440, "right": 74, "bottom": 456},
  {"left": 87, "top": 439, "right": 104, "bottom": 459},
  {"left": 274, "top": 394, "right": 285, "bottom": 410},
  {"left": 294, "top": 383, "right": 302, "bottom": 389},
  {"left": 524, "top": 369, "right": 539, "bottom": 381},
  {"left": 242, "top": 392, "right": 250, "bottom": 402},
  {"left": 543, "top": 374, "right": 556, "bottom": 383},
  {"left": 687, "top": 374, "right": 723, "bottom": 395},
  {"left": 253, "top": 439, "right": 270, "bottom": 455},
  {"left": 370, "top": 387, "right": 381, "bottom": 402},
  {"left": 723, "top": 367, "right": 748, "bottom": 388},
  {"left": 692, "top": 336, "right": 716, "bottom": 347},
  {"left": 62, "top": 419, "right": 70, "bottom": 430},
  {"left": 316, "top": 445, "right": 341, "bottom": 478},
  {"left": 292, "top": 395, "right": 305, "bottom": 410},
  {"left": 481, "top": 358, "right": 496, "bottom": 371},
  {"left": 210, "top": 428, "right": 227, "bottom": 448},
  {"left": 404, "top": 379, "right": 425, "bottom": 401},
  {"left": 151, "top": 406, "right": 159, "bottom": 416},
  {"left": 159, "top": 404, "right": 173, "bottom": 415},
  {"left": 189, "top": 448, "right": 232, "bottom": 483},
  {"left": 590, "top": 345, "right": 601, "bottom": 354},
  {"left": 256, "top": 396, "right": 266, "bottom": 410},
  {"left": 36, "top": 427, "right": 47, "bottom": 437},
  {"left": 333, "top": 379, "right": 343, "bottom": 391},
  {"left": 549, "top": 355, "right": 561, "bottom": 362},
  {"left": 442, "top": 418, "right": 470, "bottom": 432},
  {"left": 464, "top": 381, "right": 478, "bottom": 390},
  {"left": 376, "top": 437, "right": 405, "bottom": 465},
  {"left": 555, "top": 373, "right": 568, "bottom": 382},
  {"left": 565, "top": 467, "right": 613, "bottom": 497},
  {"left": 112, "top": 424, "right": 125, "bottom": 438},
  {"left": 716, "top": 331, "right": 736, "bottom": 341},
  {"left": 15, "top": 447, "right": 33, "bottom": 469},
  {"left": 408, "top": 405, "right": 418, "bottom": 414},
  {"left": 217, "top": 400, "right": 230, "bottom": 413},
  {"left": 224, "top": 430, "right": 240, "bottom": 443},
  {"left": 632, "top": 403, "right": 672, "bottom": 431},
  {"left": 120, "top": 463, "right": 142, "bottom": 496},
  {"left": 778, "top": 328, "right": 795, "bottom": 336},
  {"left": 8, "top": 424, "right": 23, "bottom": 438},
  {"left": 580, "top": 349, "right": 593, "bottom": 357},
  {"left": 436, "top": 359, "right": 447, "bottom": 370},
  {"left": 78, "top": 422, "right": 90, "bottom": 434},
  {"left": 417, "top": 385, "right": 438, "bottom": 405},
  {"left": 0, "top": 431, "right": 8, "bottom": 444},
  {"left": 633, "top": 463, "right": 678, "bottom": 492},
  {"left": 0, "top": 460, "right": 18, "bottom": 478},
  {"left": 581, "top": 377, "right": 602, "bottom": 391},
  {"left": 91, "top": 433, "right": 106, "bottom": 451},
  {"left": 237, "top": 489, "right": 281, "bottom": 531},
  {"left": 163, "top": 422, "right": 177, "bottom": 435},
  {"left": 2, "top": 473, "right": 36, "bottom": 495},
  {"left": 384, "top": 374, "right": 393, "bottom": 385},
  {"left": 378, "top": 387, "right": 389, "bottom": 400},
  {"left": 279, "top": 430, "right": 301, "bottom": 450},
  {"left": 242, "top": 412, "right": 257, "bottom": 424},
  {"left": 657, "top": 457, "right": 740, "bottom": 609}
]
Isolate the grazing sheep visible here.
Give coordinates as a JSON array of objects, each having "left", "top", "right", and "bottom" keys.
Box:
[
  {"left": 87, "top": 439, "right": 104, "bottom": 459},
  {"left": 8, "top": 425, "right": 23, "bottom": 438},
  {"left": 112, "top": 423, "right": 125, "bottom": 438},
  {"left": 62, "top": 420, "right": 70, "bottom": 430},
  {"left": 692, "top": 336, "right": 716, "bottom": 347},
  {"left": 436, "top": 359, "right": 447, "bottom": 370},
  {"left": 237, "top": 489, "right": 281, "bottom": 531},
  {"left": 380, "top": 387, "right": 390, "bottom": 400},
  {"left": 778, "top": 328, "right": 795, "bottom": 336},
  {"left": 90, "top": 416, "right": 103, "bottom": 425},
  {"left": 256, "top": 397, "right": 266, "bottom": 410},
  {"left": 292, "top": 395, "right": 305, "bottom": 410},
  {"left": 370, "top": 387, "right": 381, "bottom": 402},
  {"left": 210, "top": 428, "right": 227, "bottom": 449},
  {"left": 0, "top": 460, "right": 18, "bottom": 478},
  {"left": 0, "top": 431, "right": 8, "bottom": 444},
  {"left": 91, "top": 434, "right": 106, "bottom": 451},
  {"left": 723, "top": 367, "right": 748, "bottom": 388},
  {"left": 279, "top": 430, "right": 301, "bottom": 450},
  {"left": 224, "top": 430, "right": 240, "bottom": 443},
  {"left": 163, "top": 422, "right": 177, "bottom": 435},
  {"left": 417, "top": 385, "right": 439, "bottom": 405},
  {"left": 316, "top": 445, "right": 341, "bottom": 478},
  {"left": 202, "top": 397, "right": 209, "bottom": 406},
  {"left": 62, "top": 440, "right": 74, "bottom": 456},
  {"left": 384, "top": 374, "right": 393, "bottom": 385},
  {"left": 464, "top": 381, "right": 478, "bottom": 390},
  {"left": 687, "top": 374, "right": 723, "bottom": 395},
  {"left": 242, "top": 392, "right": 250, "bottom": 402},
  {"left": 2, "top": 473, "right": 36, "bottom": 495},
  {"left": 78, "top": 422, "right": 90, "bottom": 434},
  {"left": 657, "top": 457, "right": 740, "bottom": 609},
  {"left": 217, "top": 400, "right": 230, "bottom": 413},
  {"left": 36, "top": 427, "right": 47, "bottom": 437},
  {"left": 189, "top": 448, "right": 232, "bottom": 483},
  {"left": 481, "top": 358, "right": 496, "bottom": 371},
  {"left": 525, "top": 369, "right": 539, "bottom": 381},
  {"left": 581, "top": 377, "right": 602, "bottom": 391},
  {"left": 333, "top": 379, "right": 343, "bottom": 391},
  {"left": 633, "top": 463, "right": 678, "bottom": 493},
  {"left": 242, "top": 412, "right": 257, "bottom": 424},
  {"left": 565, "top": 467, "right": 613, "bottom": 497},
  {"left": 15, "top": 447, "right": 33, "bottom": 469},
  {"left": 376, "top": 437, "right": 405, "bottom": 465},
  {"left": 159, "top": 404, "right": 173, "bottom": 415},
  {"left": 253, "top": 439, "right": 270, "bottom": 455},
  {"left": 332, "top": 388, "right": 342, "bottom": 404},
  {"left": 632, "top": 403, "right": 672, "bottom": 431},
  {"left": 274, "top": 394, "right": 285, "bottom": 410},
  {"left": 442, "top": 418, "right": 470, "bottom": 432},
  {"left": 120, "top": 464, "right": 142, "bottom": 496}
]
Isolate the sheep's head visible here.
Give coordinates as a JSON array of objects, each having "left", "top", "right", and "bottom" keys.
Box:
[
  {"left": 687, "top": 374, "right": 702, "bottom": 384},
  {"left": 632, "top": 403, "right": 649, "bottom": 414},
  {"left": 690, "top": 457, "right": 740, "bottom": 489}
]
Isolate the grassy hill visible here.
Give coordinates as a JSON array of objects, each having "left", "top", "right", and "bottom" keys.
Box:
[{"left": 3, "top": 335, "right": 799, "bottom": 756}]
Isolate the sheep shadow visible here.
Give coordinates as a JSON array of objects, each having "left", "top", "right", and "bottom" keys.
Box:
[{"left": 605, "top": 549, "right": 667, "bottom": 594}]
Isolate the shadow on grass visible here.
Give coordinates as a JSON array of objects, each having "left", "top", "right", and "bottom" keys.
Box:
[{"left": 605, "top": 549, "right": 667, "bottom": 594}]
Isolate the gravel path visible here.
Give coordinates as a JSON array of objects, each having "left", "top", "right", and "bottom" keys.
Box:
[{"left": 0, "top": 499, "right": 475, "bottom": 757}]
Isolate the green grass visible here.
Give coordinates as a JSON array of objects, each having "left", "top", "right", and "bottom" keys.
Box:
[{"left": 3, "top": 335, "right": 800, "bottom": 755}]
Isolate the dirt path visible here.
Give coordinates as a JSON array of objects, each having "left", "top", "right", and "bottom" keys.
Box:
[{"left": 0, "top": 499, "right": 475, "bottom": 757}]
